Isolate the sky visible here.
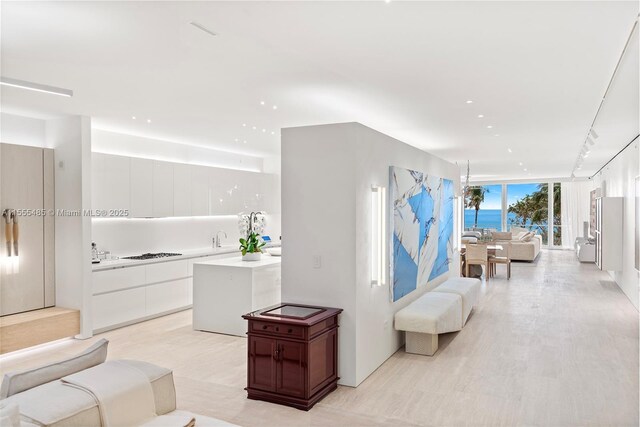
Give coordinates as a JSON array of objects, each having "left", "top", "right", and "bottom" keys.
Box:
[{"left": 465, "top": 183, "right": 542, "bottom": 210}]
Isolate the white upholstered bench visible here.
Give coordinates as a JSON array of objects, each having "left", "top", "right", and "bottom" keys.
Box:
[
  {"left": 433, "top": 277, "right": 481, "bottom": 325},
  {"left": 394, "top": 277, "right": 481, "bottom": 356}
]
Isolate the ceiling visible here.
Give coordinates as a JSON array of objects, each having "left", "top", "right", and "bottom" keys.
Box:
[{"left": 1, "top": 1, "right": 638, "bottom": 180}]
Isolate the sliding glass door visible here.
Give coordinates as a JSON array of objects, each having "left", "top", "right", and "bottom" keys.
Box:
[{"left": 506, "top": 183, "right": 549, "bottom": 244}]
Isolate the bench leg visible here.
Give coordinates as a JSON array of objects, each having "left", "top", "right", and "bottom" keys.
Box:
[{"left": 406, "top": 332, "right": 438, "bottom": 356}]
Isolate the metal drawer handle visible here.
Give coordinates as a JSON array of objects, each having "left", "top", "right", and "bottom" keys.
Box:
[{"left": 288, "top": 328, "right": 293, "bottom": 333}]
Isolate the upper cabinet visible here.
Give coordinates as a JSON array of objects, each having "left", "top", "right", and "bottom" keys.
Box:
[
  {"left": 173, "top": 163, "right": 192, "bottom": 217},
  {"left": 152, "top": 161, "right": 174, "bottom": 217},
  {"left": 92, "top": 153, "right": 130, "bottom": 214},
  {"left": 130, "top": 158, "right": 153, "bottom": 217},
  {"left": 92, "top": 153, "right": 276, "bottom": 218}
]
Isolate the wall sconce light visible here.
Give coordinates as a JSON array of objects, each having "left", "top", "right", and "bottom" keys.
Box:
[{"left": 371, "top": 185, "right": 386, "bottom": 286}]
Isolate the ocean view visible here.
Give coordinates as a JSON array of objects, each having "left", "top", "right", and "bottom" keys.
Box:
[{"left": 464, "top": 209, "right": 543, "bottom": 230}]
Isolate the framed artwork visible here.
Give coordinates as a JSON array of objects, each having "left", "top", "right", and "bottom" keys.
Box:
[{"left": 389, "top": 166, "right": 454, "bottom": 302}]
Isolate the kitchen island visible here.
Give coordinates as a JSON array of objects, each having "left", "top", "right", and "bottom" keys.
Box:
[{"left": 193, "top": 255, "right": 281, "bottom": 336}]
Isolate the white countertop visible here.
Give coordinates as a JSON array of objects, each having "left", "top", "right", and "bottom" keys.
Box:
[
  {"left": 92, "top": 245, "right": 241, "bottom": 271},
  {"left": 194, "top": 255, "right": 281, "bottom": 269}
]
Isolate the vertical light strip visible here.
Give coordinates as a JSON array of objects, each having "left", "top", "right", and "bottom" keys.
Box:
[
  {"left": 380, "top": 186, "right": 386, "bottom": 286},
  {"left": 371, "top": 186, "right": 380, "bottom": 286},
  {"left": 371, "top": 185, "right": 386, "bottom": 286}
]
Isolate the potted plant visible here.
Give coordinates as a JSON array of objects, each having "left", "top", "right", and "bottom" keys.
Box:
[{"left": 239, "top": 232, "right": 266, "bottom": 261}]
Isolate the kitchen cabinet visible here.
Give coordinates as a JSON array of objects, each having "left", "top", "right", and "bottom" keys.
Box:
[
  {"left": 92, "top": 153, "right": 130, "bottom": 213},
  {"left": 130, "top": 158, "right": 153, "bottom": 217},
  {"left": 92, "top": 153, "right": 277, "bottom": 218},
  {"left": 173, "top": 163, "right": 192, "bottom": 217},
  {"left": 92, "top": 251, "right": 237, "bottom": 332},
  {"left": 152, "top": 161, "right": 174, "bottom": 217},
  {"left": 242, "top": 304, "right": 342, "bottom": 411},
  {"left": 93, "top": 287, "right": 146, "bottom": 330},
  {"left": 191, "top": 165, "right": 210, "bottom": 216}
]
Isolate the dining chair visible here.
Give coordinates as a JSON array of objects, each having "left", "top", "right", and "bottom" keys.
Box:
[
  {"left": 465, "top": 244, "right": 489, "bottom": 281},
  {"left": 489, "top": 242, "right": 511, "bottom": 279}
]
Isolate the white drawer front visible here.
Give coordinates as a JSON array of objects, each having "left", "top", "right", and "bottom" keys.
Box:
[
  {"left": 93, "top": 287, "right": 146, "bottom": 330},
  {"left": 146, "top": 260, "right": 189, "bottom": 284},
  {"left": 146, "top": 279, "right": 190, "bottom": 316},
  {"left": 93, "top": 266, "right": 146, "bottom": 294}
]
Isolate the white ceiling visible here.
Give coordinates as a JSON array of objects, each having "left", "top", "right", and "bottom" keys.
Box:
[{"left": 1, "top": 1, "right": 638, "bottom": 180}]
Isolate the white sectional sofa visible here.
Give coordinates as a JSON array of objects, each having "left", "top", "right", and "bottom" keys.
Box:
[
  {"left": 0, "top": 339, "right": 236, "bottom": 427},
  {"left": 492, "top": 227, "right": 542, "bottom": 261}
]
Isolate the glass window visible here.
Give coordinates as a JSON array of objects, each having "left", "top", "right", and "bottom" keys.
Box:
[
  {"left": 506, "top": 183, "right": 549, "bottom": 244},
  {"left": 464, "top": 184, "right": 502, "bottom": 231},
  {"left": 552, "top": 183, "right": 561, "bottom": 246}
]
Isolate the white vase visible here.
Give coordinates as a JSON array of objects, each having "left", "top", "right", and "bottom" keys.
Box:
[{"left": 242, "top": 252, "right": 262, "bottom": 261}]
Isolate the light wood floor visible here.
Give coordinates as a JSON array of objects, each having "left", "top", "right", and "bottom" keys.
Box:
[{"left": 1, "top": 250, "right": 638, "bottom": 426}]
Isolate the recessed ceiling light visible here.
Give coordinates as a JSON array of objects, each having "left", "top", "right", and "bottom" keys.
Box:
[
  {"left": 385, "top": 0, "right": 391, "bottom": 3},
  {"left": 478, "top": 114, "right": 484, "bottom": 118},
  {"left": 271, "top": 131, "right": 275, "bottom": 135},
  {"left": 262, "top": 129, "right": 266, "bottom": 133},
  {"left": 487, "top": 125, "right": 493, "bottom": 129},
  {"left": 466, "top": 100, "right": 473, "bottom": 104},
  {"left": 272, "top": 105, "right": 278, "bottom": 110},
  {"left": 234, "top": 138, "right": 238, "bottom": 142},
  {"left": 0, "top": 76, "right": 73, "bottom": 97},
  {"left": 518, "top": 162, "right": 523, "bottom": 166},
  {"left": 252, "top": 126, "right": 256, "bottom": 130},
  {"left": 494, "top": 134, "right": 500, "bottom": 137},
  {"left": 242, "top": 123, "right": 246, "bottom": 127},
  {"left": 243, "top": 140, "right": 247, "bottom": 144},
  {"left": 260, "top": 101, "right": 265, "bottom": 105},
  {"left": 147, "top": 119, "right": 151, "bottom": 123},
  {"left": 507, "top": 148, "right": 512, "bottom": 153},
  {"left": 132, "top": 116, "right": 136, "bottom": 120},
  {"left": 523, "top": 168, "right": 527, "bottom": 172}
]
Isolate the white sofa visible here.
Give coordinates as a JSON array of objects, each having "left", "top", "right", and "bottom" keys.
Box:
[
  {"left": 0, "top": 339, "right": 236, "bottom": 427},
  {"left": 492, "top": 227, "right": 542, "bottom": 261}
]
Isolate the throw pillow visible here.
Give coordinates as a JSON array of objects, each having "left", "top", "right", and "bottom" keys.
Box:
[
  {"left": 0, "top": 338, "right": 108, "bottom": 398},
  {"left": 521, "top": 232, "right": 535, "bottom": 242},
  {"left": 493, "top": 231, "right": 512, "bottom": 241}
]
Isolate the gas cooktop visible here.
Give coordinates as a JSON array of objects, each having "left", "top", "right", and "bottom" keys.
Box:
[{"left": 122, "top": 252, "right": 182, "bottom": 260}]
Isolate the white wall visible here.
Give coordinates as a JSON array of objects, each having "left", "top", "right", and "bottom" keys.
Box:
[
  {"left": 92, "top": 214, "right": 281, "bottom": 256},
  {"left": 281, "top": 122, "right": 460, "bottom": 386},
  {"left": 0, "top": 112, "right": 46, "bottom": 147},
  {"left": 46, "top": 116, "right": 93, "bottom": 338},
  {"left": 92, "top": 129, "right": 263, "bottom": 172},
  {"left": 592, "top": 140, "right": 639, "bottom": 309}
]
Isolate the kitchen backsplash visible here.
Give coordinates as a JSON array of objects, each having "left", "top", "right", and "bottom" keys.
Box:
[{"left": 91, "top": 214, "right": 281, "bottom": 256}]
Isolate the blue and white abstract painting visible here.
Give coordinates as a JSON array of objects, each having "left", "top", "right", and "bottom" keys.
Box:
[{"left": 390, "top": 166, "right": 454, "bottom": 302}]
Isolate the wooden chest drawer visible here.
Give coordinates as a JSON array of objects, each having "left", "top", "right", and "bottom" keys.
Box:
[{"left": 251, "top": 321, "right": 305, "bottom": 339}]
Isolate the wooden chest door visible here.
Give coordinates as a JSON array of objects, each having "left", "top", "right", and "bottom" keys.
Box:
[
  {"left": 276, "top": 340, "right": 306, "bottom": 398},
  {"left": 248, "top": 335, "right": 277, "bottom": 392}
]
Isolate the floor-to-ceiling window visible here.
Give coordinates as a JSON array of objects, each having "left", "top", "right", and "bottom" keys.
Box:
[
  {"left": 464, "top": 184, "right": 502, "bottom": 230},
  {"left": 464, "top": 182, "right": 563, "bottom": 247},
  {"left": 506, "top": 183, "right": 549, "bottom": 244}
]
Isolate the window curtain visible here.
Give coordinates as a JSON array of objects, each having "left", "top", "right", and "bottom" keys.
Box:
[{"left": 560, "top": 181, "right": 593, "bottom": 248}]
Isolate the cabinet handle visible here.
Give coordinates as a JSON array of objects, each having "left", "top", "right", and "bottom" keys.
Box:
[
  {"left": 262, "top": 325, "right": 268, "bottom": 330},
  {"left": 275, "top": 327, "right": 279, "bottom": 332},
  {"left": 288, "top": 328, "right": 293, "bottom": 334},
  {"left": 274, "top": 348, "right": 279, "bottom": 360}
]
